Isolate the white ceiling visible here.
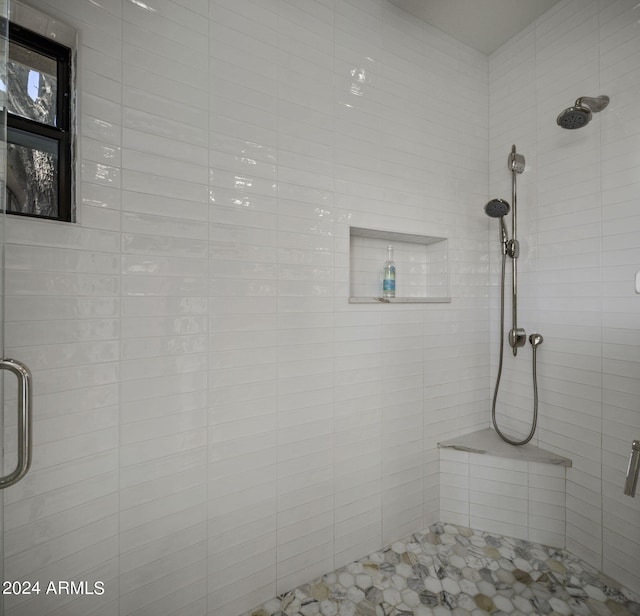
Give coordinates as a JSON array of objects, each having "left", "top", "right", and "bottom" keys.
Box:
[{"left": 389, "top": 0, "right": 562, "bottom": 55}]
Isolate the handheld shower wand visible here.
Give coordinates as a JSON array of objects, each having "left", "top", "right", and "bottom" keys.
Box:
[{"left": 484, "top": 198, "right": 509, "bottom": 254}]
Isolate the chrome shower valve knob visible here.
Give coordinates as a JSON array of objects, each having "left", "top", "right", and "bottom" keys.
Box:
[{"left": 624, "top": 440, "right": 640, "bottom": 497}]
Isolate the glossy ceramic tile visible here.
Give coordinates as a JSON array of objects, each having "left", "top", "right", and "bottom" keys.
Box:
[
  {"left": 3, "top": 0, "right": 639, "bottom": 614},
  {"left": 489, "top": 0, "right": 640, "bottom": 595}
]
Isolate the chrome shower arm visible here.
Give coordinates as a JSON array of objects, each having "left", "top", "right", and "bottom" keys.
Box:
[{"left": 576, "top": 95, "right": 609, "bottom": 113}]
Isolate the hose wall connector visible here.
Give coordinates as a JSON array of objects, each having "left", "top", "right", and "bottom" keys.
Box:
[{"left": 529, "top": 333, "right": 543, "bottom": 348}]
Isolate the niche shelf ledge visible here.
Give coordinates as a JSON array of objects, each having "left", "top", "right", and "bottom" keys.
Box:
[
  {"left": 349, "top": 226, "right": 450, "bottom": 303},
  {"left": 349, "top": 297, "right": 451, "bottom": 304},
  {"left": 350, "top": 227, "right": 446, "bottom": 246}
]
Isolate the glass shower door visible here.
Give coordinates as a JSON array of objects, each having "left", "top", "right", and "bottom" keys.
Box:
[
  {"left": 0, "top": 0, "right": 6, "bottom": 605},
  {"left": 0, "top": 4, "right": 33, "bottom": 612},
  {"left": 0, "top": 3, "right": 7, "bottom": 603}
]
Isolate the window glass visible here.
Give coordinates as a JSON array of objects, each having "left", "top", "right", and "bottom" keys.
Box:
[
  {"left": 2, "top": 20, "right": 72, "bottom": 221},
  {"left": 5, "top": 40, "right": 57, "bottom": 126},
  {"left": 7, "top": 127, "right": 59, "bottom": 218}
]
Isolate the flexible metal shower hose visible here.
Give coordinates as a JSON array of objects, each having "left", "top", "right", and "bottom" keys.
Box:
[{"left": 491, "top": 252, "right": 539, "bottom": 446}]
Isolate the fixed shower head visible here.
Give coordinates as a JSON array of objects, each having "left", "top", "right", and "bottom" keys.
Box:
[
  {"left": 484, "top": 198, "right": 510, "bottom": 218},
  {"left": 557, "top": 95, "right": 609, "bottom": 129},
  {"left": 557, "top": 106, "right": 591, "bottom": 129}
]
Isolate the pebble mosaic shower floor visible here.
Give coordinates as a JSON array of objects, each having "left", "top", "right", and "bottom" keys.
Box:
[{"left": 242, "top": 523, "right": 640, "bottom": 616}]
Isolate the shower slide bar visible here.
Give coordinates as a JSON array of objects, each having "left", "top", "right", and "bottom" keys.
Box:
[
  {"left": 507, "top": 146, "right": 526, "bottom": 356},
  {"left": 624, "top": 439, "right": 640, "bottom": 498},
  {"left": 0, "top": 358, "right": 33, "bottom": 489},
  {"left": 485, "top": 145, "right": 543, "bottom": 447}
]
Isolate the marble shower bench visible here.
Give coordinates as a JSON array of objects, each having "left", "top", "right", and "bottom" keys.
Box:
[{"left": 438, "top": 428, "right": 572, "bottom": 549}]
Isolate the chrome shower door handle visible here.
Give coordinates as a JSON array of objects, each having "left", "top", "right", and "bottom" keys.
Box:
[
  {"left": 624, "top": 440, "right": 640, "bottom": 498},
  {"left": 0, "top": 358, "right": 33, "bottom": 489}
]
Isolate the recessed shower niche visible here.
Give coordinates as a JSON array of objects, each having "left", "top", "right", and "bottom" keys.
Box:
[{"left": 349, "top": 227, "right": 450, "bottom": 303}]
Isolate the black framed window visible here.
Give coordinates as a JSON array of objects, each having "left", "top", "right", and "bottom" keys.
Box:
[{"left": 4, "top": 21, "right": 72, "bottom": 221}]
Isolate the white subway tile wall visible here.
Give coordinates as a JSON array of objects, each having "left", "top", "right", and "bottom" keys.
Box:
[
  {"left": 3, "top": 0, "right": 487, "bottom": 614},
  {"left": 440, "top": 451, "right": 567, "bottom": 549},
  {"left": 1, "top": 0, "right": 638, "bottom": 615},
  {"left": 488, "top": 0, "right": 640, "bottom": 594}
]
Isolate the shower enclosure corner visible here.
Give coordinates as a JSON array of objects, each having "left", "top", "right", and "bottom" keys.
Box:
[{"left": 486, "top": 145, "right": 543, "bottom": 446}]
